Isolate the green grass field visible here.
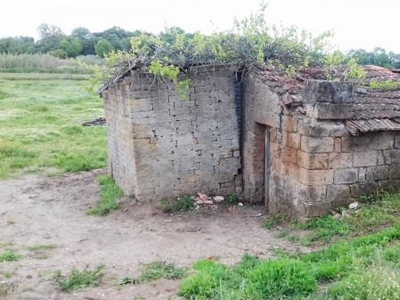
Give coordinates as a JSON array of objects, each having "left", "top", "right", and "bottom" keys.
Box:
[{"left": 0, "top": 72, "right": 106, "bottom": 179}]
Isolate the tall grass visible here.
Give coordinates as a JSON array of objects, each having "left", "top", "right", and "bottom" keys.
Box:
[{"left": 0, "top": 53, "right": 92, "bottom": 73}]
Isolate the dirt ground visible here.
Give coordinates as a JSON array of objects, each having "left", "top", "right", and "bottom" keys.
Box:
[{"left": 0, "top": 170, "right": 301, "bottom": 300}]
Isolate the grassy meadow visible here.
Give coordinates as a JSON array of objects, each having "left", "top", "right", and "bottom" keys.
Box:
[{"left": 0, "top": 71, "right": 106, "bottom": 179}]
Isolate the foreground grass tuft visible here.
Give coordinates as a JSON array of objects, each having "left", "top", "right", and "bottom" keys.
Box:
[
  {"left": 139, "top": 261, "right": 186, "bottom": 282},
  {"left": 54, "top": 265, "right": 105, "bottom": 292},
  {"left": 329, "top": 261, "right": 400, "bottom": 300},
  {"left": 86, "top": 175, "right": 123, "bottom": 216},
  {"left": 27, "top": 244, "right": 57, "bottom": 260},
  {"left": 178, "top": 224, "right": 400, "bottom": 299},
  {"left": 0, "top": 250, "right": 19, "bottom": 262},
  {"left": 120, "top": 261, "right": 186, "bottom": 285}
]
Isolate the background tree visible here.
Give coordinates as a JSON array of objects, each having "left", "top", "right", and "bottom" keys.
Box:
[
  {"left": 94, "top": 26, "right": 133, "bottom": 51},
  {"left": 0, "top": 37, "right": 36, "bottom": 54},
  {"left": 36, "top": 23, "right": 65, "bottom": 53},
  {"left": 94, "top": 39, "right": 114, "bottom": 58},
  {"left": 60, "top": 37, "right": 83, "bottom": 57},
  {"left": 71, "top": 27, "right": 95, "bottom": 55},
  {"left": 347, "top": 47, "right": 400, "bottom": 69}
]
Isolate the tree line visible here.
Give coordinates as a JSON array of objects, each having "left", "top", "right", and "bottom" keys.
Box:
[
  {"left": 0, "top": 24, "right": 142, "bottom": 58},
  {"left": 1, "top": 23, "right": 400, "bottom": 69}
]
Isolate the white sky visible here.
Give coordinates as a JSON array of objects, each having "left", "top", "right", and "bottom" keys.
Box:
[{"left": 1, "top": 0, "right": 399, "bottom": 53}]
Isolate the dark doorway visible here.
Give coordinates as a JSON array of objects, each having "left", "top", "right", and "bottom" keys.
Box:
[{"left": 264, "top": 126, "right": 271, "bottom": 211}]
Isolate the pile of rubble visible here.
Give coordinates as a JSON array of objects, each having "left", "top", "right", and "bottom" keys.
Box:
[{"left": 193, "top": 193, "right": 243, "bottom": 210}]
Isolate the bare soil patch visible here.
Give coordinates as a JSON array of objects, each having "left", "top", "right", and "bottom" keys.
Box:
[{"left": 0, "top": 170, "right": 299, "bottom": 299}]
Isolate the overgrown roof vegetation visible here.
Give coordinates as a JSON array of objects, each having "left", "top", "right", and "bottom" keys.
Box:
[
  {"left": 101, "top": 4, "right": 333, "bottom": 79},
  {"left": 96, "top": 3, "right": 377, "bottom": 89}
]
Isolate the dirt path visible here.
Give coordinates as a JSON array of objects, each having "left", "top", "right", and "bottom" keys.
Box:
[{"left": 0, "top": 170, "right": 299, "bottom": 300}]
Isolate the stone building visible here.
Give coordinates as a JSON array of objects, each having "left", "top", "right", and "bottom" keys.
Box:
[{"left": 100, "top": 65, "right": 400, "bottom": 218}]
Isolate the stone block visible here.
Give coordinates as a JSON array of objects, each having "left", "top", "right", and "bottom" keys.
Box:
[
  {"left": 132, "top": 124, "right": 154, "bottom": 139},
  {"left": 388, "top": 164, "right": 400, "bottom": 179},
  {"left": 384, "top": 149, "right": 400, "bottom": 164},
  {"left": 298, "top": 119, "right": 348, "bottom": 137},
  {"left": 328, "top": 152, "right": 353, "bottom": 169},
  {"left": 353, "top": 151, "right": 379, "bottom": 167},
  {"left": 313, "top": 103, "right": 353, "bottom": 119},
  {"left": 270, "top": 127, "right": 278, "bottom": 142},
  {"left": 365, "top": 165, "right": 390, "bottom": 181},
  {"left": 285, "top": 115, "right": 298, "bottom": 132},
  {"left": 334, "top": 137, "right": 342, "bottom": 152},
  {"left": 304, "top": 80, "right": 353, "bottom": 104},
  {"left": 334, "top": 168, "right": 358, "bottom": 184},
  {"left": 359, "top": 168, "right": 366, "bottom": 181},
  {"left": 298, "top": 119, "right": 329, "bottom": 136},
  {"left": 327, "top": 184, "right": 351, "bottom": 207},
  {"left": 297, "top": 184, "right": 327, "bottom": 202},
  {"left": 342, "top": 133, "right": 394, "bottom": 152},
  {"left": 299, "top": 168, "right": 333, "bottom": 185},
  {"left": 283, "top": 147, "right": 297, "bottom": 164},
  {"left": 304, "top": 201, "right": 332, "bottom": 217},
  {"left": 286, "top": 163, "right": 300, "bottom": 177},
  {"left": 356, "top": 181, "right": 379, "bottom": 196},
  {"left": 395, "top": 134, "right": 400, "bottom": 149},
  {"left": 377, "top": 151, "right": 385, "bottom": 165},
  {"left": 301, "top": 136, "right": 334, "bottom": 153},
  {"left": 130, "top": 99, "right": 153, "bottom": 113},
  {"left": 286, "top": 132, "right": 300, "bottom": 149},
  {"left": 329, "top": 124, "right": 349, "bottom": 137},
  {"left": 297, "top": 151, "right": 328, "bottom": 170}
]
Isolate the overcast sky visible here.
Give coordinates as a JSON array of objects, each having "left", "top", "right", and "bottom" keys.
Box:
[{"left": 1, "top": 0, "right": 399, "bottom": 52}]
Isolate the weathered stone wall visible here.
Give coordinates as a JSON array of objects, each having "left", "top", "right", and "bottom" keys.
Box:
[
  {"left": 243, "top": 76, "right": 400, "bottom": 218},
  {"left": 298, "top": 81, "right": 400, "bottom": 217},
  {"left": 242, "top": 73, "right": 309, "bottom": 216},
  {"left": 102, "top": 84, "right": 138, "bottom": 196},
  {"left": 292, "top": 119, "right": 400, "bottom": 216},
  {"left": 104, "top": 68, "right": 400, "bottom": 218},
  {"left": 102, "top": 66, "right": 241, "bottom": 201}
]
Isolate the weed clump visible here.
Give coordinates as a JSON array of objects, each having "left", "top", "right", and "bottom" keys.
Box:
[
  {"left": 0, "top": 250, "right": 19, "bottom": 262},
  {"left": 160, "top": 196, "right": 195, "bottom": 214},
  {"left": 226, "top": 193, "right": 239, "bottom": 204},
  {"left": 263, "top": 213, "right": 291, "bottom": 229},
  {"left": 54, "top": 265, "right": 105, "bottom": 292},
  {"left": 87, "top": 175, "right": 123, "bottom": 216},
  {"left": 369, "top": 79, "right": 400, "bottom": 90},
  {"left": 120, "top": 261, "right": 186, "bottom": 285}
]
